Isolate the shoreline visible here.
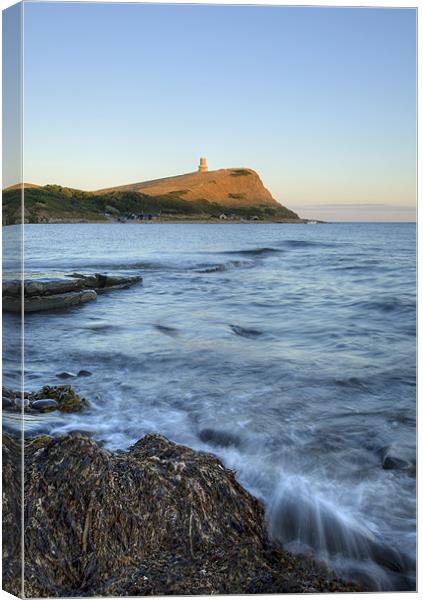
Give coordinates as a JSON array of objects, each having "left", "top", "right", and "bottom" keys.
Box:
[
  {"left": 3, "top": 424, "right": 360, "bottom": 596},
  {"left": 3, "top": 217, "right": 322, "bottom": 226}
]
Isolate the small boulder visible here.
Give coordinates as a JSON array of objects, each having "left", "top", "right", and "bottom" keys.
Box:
[
  {"left": 31, "top": 399, "right": 59, "bottom": 413},
  {"left": 77, "top": 369, "right": 92, "bottom": 377},
  {"left": 2, "top": 387, "right": 15, "bottom": 399},
  {"left": 2, "top": 397, "right": 15, "bottom": 410},
  {"left": 56, "top": 371, "right": 77, "bottom": 379},
  {"left": 382, "top": 455, "right": 411, "bottom": 471},
  {"left": 14, "top": 398, "right": 30, "bottom": 410},
  {"left": 199, "top": 427, "right": 241, "bottom": 448}
]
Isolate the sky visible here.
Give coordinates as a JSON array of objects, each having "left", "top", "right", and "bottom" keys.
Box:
[{"left": 5, "top": 2, "right": 417, "bottom": 221}]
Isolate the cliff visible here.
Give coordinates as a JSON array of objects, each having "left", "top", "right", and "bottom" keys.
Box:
[
  {"left": 3, "top": 169, "right": 300, "bottom": 224},
  {"left": 95, "top": 168, "right": 289, "bottom": 211}
]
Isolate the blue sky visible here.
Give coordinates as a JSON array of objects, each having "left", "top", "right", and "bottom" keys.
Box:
[{"left": 12, "top": 3, "right": 418, "bottom": 220}]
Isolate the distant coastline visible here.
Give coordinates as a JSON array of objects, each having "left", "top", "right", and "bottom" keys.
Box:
[
  {"left": 2, "top": 216, "right": 318, "bottom": 226},
  {"left": 2, "top": 166, "right": 305, "bottom": 225}
]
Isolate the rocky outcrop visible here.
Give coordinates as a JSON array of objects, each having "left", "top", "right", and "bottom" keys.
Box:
[
  {"left": 3, "top": 289, "right": 97, "bottom": 313},
  {"left": 2, "top": 273, "right": 142, "bottom": 313},
  {"left": 2, "top": 384, "right": 88, "bottom": 413},
  {"left": 2, "top": 432, "right": 359, "bottom": 597}
]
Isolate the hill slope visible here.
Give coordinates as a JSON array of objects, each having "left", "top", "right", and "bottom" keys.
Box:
[
  {"left": 3, "top": 169, "right": 301, "bottom": 224},
  {"left": 95, "top": 168, "right": 284, "bottom": 210}
]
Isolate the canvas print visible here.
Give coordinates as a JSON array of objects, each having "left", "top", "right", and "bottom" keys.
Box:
[{"left": 2, "top": 1, "right": 416, "bottom": 597}]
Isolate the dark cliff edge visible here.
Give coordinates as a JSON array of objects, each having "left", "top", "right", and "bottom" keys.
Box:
[{"left": 2, "top": 432, "right": 359, "bottom": 597}]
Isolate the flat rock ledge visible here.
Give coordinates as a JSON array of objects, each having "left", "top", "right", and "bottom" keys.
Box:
[
  {"left": 2, "top": 432, "right": 359, "bottom": 597},
  {"left": 3, "top": 273, "right": 143, "bottom": 313}
]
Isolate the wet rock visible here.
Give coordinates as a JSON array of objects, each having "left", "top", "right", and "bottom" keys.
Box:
[
  {"left": 3, "top": 384, "right": 88, "bottom": 414},
  {"left": 2, "top": 397, "right": 15, "bottom": 410},
  {"left": 2, "top": 280, "right": 22, "bottom": 297},
  {"left": 68, "top": 272, "right": 143, "bottom": 291},
  {"left": 382, "top": 456, "right": 410, "bottom": 471},
  {"left": 14, "top": 397, "right": 30, "bottom": 410},
  {"left": 2, "top": 432, "right": 360, "bottom": 597},
  {"left": 154, "top": 324, "right": 179, "bottom": 337},
  {"left": 30, "top": 385, "right": 88, "bottom": 413},
  {"left": 77, "top": 369, "right": 92, "bottom": 377},
  {"left": 2, "top": 433, "right": 22, "bottom": 597},
  {"left": 24, "top": 278, "right": 84, "bottom": 297},
  {"left": 56, "top": 371, "right": 77, "bottom": 379},
  {"left": 199, "top": 427, "right": 241, "bottom": 448},
  {"left": 230, "top": 324, "right": 263, "bottom": 338},
  {"left": 379, "top": 446, "right": 415, "bottom": 472},
  {"left": 3, "top": 289, "right": 98, "bottom": 313},
  {"left": 2, "top": 387, "right": 15, "bottom": 399},
  {"left": 31, "top": 399, "right": 59, "bottom": 413},
  {"left": 3, "top": 273, "right": 142, "bottom": 313}
]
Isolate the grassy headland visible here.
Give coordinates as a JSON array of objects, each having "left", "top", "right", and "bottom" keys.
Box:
[{"left": 3, "top": 168, "right": 302, "bottom": 224}]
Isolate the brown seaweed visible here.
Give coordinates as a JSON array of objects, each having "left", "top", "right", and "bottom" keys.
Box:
[{"left": 3, "top": 433, "right": 360, "bottom": 597}]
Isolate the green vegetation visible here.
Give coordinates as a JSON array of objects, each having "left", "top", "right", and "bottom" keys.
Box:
[
  {"left": 2, "top": 184, "right": 299, "bottom": 225},
  {"left": 230, "top": 169, "right": 252, "bottom": 177},
  {"left": 228, "top": 193, "right": 246, "bottom": 199}
]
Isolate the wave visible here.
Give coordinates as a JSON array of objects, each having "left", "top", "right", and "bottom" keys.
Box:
[
  {"left": 267, "top": 476, "right": 413, "bottom": 590},
  {"left": 197, "top": 260, "right": 251, "bottom": 273},
  {"left": 216, "top": 240, "right": 339, "bottom": 257},
  {"left": 25, "top": 258, "right": 253, "bottom": 275},
  {"left": 221, "top": 247, "right": 283, "bottom": 257},
  {"left": 349, "top": 298, "right": 415, "bottom": 314},
  {"left": 276, "top": 239, "right": 338, "bottom": 249}
]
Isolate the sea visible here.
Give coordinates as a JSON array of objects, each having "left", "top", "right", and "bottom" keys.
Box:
[{"left": 3, "top": 222, "right": 416, "bottom": 591}]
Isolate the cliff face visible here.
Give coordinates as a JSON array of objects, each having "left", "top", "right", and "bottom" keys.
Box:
[{"left": 95, "top": 168, "right": 289, "bottom": 212}]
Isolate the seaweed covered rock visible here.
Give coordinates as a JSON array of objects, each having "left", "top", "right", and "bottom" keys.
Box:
[
  {"left": 2, "top": 434, "right": 22, "bottom": 597},
  {"left": 30, "top": 384, "right": 88, "bottom": 412},
  {"left": 2, "top": 384, "right": 88, "bottom": 413},
  {"left": 3, "top": 433, "right": 359, "bottom": 597}
]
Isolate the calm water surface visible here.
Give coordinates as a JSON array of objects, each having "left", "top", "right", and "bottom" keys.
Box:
[{"left": 3, "top": 222, "right": 416, "bottom": 590}]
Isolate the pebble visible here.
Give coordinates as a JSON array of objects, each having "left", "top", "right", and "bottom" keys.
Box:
[
  {"left": 31, "top": 399, "right": 59, "bottom": 412},
  {"left": 14, "top": 397, "right": 30, "bottom": 409},
  {"left": 56, "top": 372, "right": 77, "bottom": 379}
]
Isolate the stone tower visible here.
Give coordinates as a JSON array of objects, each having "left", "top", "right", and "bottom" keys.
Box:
[{"left": 198, "top": 157, "right": 208, "bottom": 172}]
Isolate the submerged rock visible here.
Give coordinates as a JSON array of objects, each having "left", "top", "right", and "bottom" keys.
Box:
[
  {"left": 56, "top": 371, "right": 77, "bottom": 379},
  {"left": 77, "top": 369, "right": 92, "bottom": 377},
  {"left": 199, "top": 427, "right": 241, "bottom": 448},
  {"left": 379, "top": 446, "right": 415, "bottom": 473},
  {"left": 3, "top": 432, "right": 359, "bottom": 597},
  {"left": 382, "top": 456, "right": 410, "bottom": 470}
]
